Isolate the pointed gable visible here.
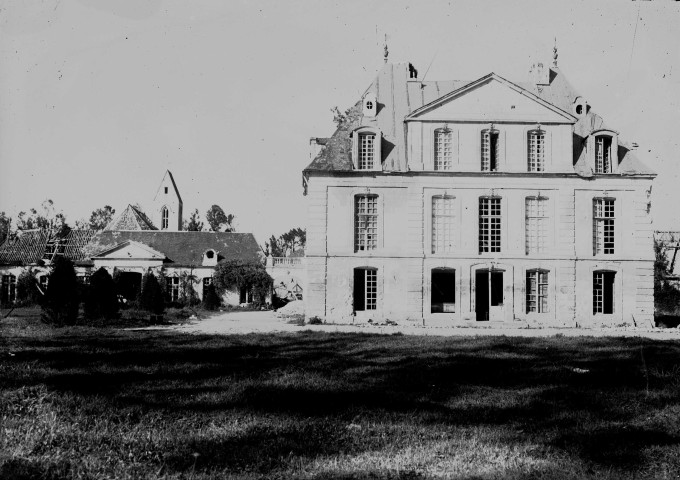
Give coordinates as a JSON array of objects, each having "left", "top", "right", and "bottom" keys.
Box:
[
  {"left": 407, "top": 74, "right": 576, "bottom": 123},
  {"left": 153, "top": 170, "right": 183, "bottom": 204},
  {"left": 104, "top": 205, "right": 157, "bottom": 231}
]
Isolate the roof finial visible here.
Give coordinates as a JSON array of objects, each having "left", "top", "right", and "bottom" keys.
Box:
[
  {"left": 384, "top": 34, "right": 389, "bottom": 64},
  {"left": 553, "top": 37, "right": 558, "bottom": 67}
]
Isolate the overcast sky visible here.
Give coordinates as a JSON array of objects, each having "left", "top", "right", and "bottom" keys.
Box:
[{"left": 1, "top": 0, "right": 678, "bottom": 244}]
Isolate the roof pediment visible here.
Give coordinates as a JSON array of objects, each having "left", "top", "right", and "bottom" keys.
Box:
[
  {"left": 92, "top": 240, "right": 165, "bottom": 260},
  {"left": 406, "top": 73, "right": 576, "bottom": 123}
]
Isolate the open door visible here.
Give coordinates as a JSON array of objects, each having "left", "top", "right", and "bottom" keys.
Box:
[{"left": 475, "top": 269, "right": 504, "bottom": 321}]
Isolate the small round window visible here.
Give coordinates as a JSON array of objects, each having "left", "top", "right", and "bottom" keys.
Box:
[
  {"left": 575, "top": 104, "right": 583, "bottom": 115},
  {"left": 206, "top": 250, "right": 214, "bottom": 259},
  {"left": 366, "top": 101, "right": 373, "bottom": 110}
]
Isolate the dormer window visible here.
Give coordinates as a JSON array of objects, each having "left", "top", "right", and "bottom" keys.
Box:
[
  {"left": 352, "top": 127, "right": 381, "bottom": 171},
  {"left": 481, "top": 129, "right": 499, "bottom": 172},
  {"left": 161, "top": 206, "right": 169, "bottom": 229},
  {"left": 362, "top": 93, "right": 377, "bottom": 117},
  {"left": 595, "top": 136, "right": 612, "bottom": 173},
  {"left": 203, "top": 249, "right": 218, "bottom": 266},
  {"left": 527, "top": 129, "right": 545, "bottom": 172},
  {"left": 206, "top": 250, "right": 214, "bottom": 259}
]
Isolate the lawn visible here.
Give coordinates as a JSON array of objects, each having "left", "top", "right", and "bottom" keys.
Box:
[{"left": 2, "top": 316, "right": 680, "bottom": 479}]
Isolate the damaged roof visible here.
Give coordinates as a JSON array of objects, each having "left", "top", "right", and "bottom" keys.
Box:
[
  {"left": 84, "top": 231, "right": 262, "bottom": 267},
  {"left": 0, "top": 229, "right": 96, "bottom": 266},
  {"left": 305, "top": 62, "right": 654, "bottom": 176}
]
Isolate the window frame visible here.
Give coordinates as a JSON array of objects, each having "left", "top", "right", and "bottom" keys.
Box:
[
  {"left": 431, "top": 195, "right": 456, "bottom": 254},
  {"left": 527, "top": 129, "right": 546, "bottom": 172},
  {"left": 593, "top": 270, "right": 616, "bottom": 315},
  {"left": 167, "top": 276, "right": 180, "bottom": 302},
  {"left": 525, "top": 196, "right": 549, "bottom": 255},
  {"left": 351, "top": 127, "right": 382, "bottom": 171},
  {"left": 480, "top": 128, "right": 500, "bottom": 172},
  {"left": 593, "top": 198, "right": 615, "bottom": 255},
  {"left": 1, "top": 274, "right": 17, "bottom": 305},
  {"left": 434, "top": 128, "right": 453, "bottom": 171},
  {"left": 353, "top": 267, "right": 378, "bottom": 313},
  {"left": 479, "top": 196, "right": 502, "bottom": 254},
  {"left": 595, "top": 135, "right": 613, "bottom": 174},
  {"left": 526, "top": 269, "right": 549, "bottom": 314},
  {"left": 161, "top": 206, "right": 169, "bottom": 230},
  {"left": 354, "top": 194, "right": 379, "bottom": 252}
]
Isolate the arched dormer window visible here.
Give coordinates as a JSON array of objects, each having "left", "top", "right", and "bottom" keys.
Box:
[
  {"left": 434, "top": 128, "right": 453, "bottom": 171},
  {"left": 351, "top": 127, "right": 382, "bottom": 171},
  {"left": 589, "top": 129, "right": 618, "bottom": 174},
  {"left": 202, "top": 249, "right": 218, "bottom": 266},
  {"left": 161, "top": 206, "right": 169, "bottom": 230},
  {"left": 527, "top": 129, "right": 545, "bottom": 172}
]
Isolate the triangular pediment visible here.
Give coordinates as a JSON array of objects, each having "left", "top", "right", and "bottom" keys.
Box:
[
  {"left": 92, "top": 240, "right": 165, "bottom": 260},
  {"left": 407, "top": 74, "right": 576, "bottom": 123}
]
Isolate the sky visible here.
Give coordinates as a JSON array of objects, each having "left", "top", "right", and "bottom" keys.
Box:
[{"left": 0, "top": 0, "right": 678, "bottom": 245}]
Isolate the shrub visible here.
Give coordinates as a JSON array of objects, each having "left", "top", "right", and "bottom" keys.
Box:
[
  {"left": 202, "top": 283, "right": 221, "bottom": 310},
  {"left": 307, "top": 316, "right": 323, "bottom": 325},
  {"left": 16, "top": 268, "right": 41, "bottom": 306},
  {"left": 41, "top": 257, "right": 79, "bottom": 326},
  {"left": 84, "top": 267, "right": 119, "bottom": 321},
  {"left": 139, "top": 272, "right": 164, "bottom": 315}
]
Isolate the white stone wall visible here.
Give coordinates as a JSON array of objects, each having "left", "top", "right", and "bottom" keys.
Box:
[{"left": 305, "top": 173, "right": 655, "bottom": 326}]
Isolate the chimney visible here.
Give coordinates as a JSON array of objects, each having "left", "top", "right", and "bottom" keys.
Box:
[{"left": 529, "top": 62, "right": 550, "bottom": 86}]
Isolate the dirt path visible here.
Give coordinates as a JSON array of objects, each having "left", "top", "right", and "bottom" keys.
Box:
[{"left": 146, "top": 310, "right": 680, "bottom": 340}]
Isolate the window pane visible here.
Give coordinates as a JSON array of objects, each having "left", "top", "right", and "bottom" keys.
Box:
[
  {"left": 479, "top": 197, "right": 501, "bottom": 253},
  {"left": 434, "top": 130, "right": 452, "bottom": 170},
  {"left": 355, "top": 195, "right": 378, "bottom": 251},
  {"left": 359, "top": 134, "right": 375, "bottom": 170},
  {"left": 528, "top": 131, "right": 545, "bottom": 172},
  {"left": 526, "top": 197, "right": 548, "bottom": 254},
  {"left": 593, "top": 199, "right": 615, "bottom": 254}
]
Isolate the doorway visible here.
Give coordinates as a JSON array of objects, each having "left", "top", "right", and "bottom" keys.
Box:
[
  {"left": 431, "top": 268, "right": 455, "bottom": 313},
  {"left": 475, "top": 269, "right": 504, "bottom": 321},
  {"left": 117, "top": 272, "right": 142, "bottom": 302}
]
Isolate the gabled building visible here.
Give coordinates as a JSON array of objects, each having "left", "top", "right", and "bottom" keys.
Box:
[{"left": 303, "top": 55, "right": 655, "bottom": 327}]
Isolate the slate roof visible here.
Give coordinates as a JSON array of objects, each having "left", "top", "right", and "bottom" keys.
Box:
[
  {"left": 104, "top": 204, "right": 157, "bottom": 231},
  {"left": 305, "top": 62, "right": 654, "bottom": 176},
  {"left": 84, "top": 231, "right": 262, "bottom": 267}
]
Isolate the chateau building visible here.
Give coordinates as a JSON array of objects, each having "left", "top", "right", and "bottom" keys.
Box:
[{"left": 303, "top": 54, "right": 655, "bottom": 326}]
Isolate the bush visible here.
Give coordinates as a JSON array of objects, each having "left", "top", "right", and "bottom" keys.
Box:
[
  {"left": 41, "top": 257, "right": 79, "bottom": 326},
  {"left": 202, "top": 283, "right": 221, "bottom": 310},
  {"left": 16, "top": 268, "right": 41, "bottom": 306},
  {"left": 139, "top": 272, "right": 164, "bottom": 315},
  {"left": 307, "top": 316, "right": 323, "bottom": 325},
  {"left": 84, "top": 268, "right": 119, "bottom": 321}
]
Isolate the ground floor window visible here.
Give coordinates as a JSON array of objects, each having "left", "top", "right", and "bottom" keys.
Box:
[
  {"left": 475, "top": 269, "right": 504, "bottom": 321},
  {"left": 1, "top": 274, "right": 17, "bottom": 305},
  {"left": 39, "top": 275, "right": 49, "bottom": 293},
  {"left": 431, "top": 268, "right": 455, "bottom": 313},
  {"left": 168, "top": 277, "right": 180, "bottom": 302},
  {"left": 76, "top": 274, "right": 90, "bottom": 285},
  {"left": 526, "top": 270, "right": 549, "bottom": 313},
  {"left": 354, "top": 268, "right": 377, "bottom": 312},
  {"left": 593, "top": 271, "right": 615, "bottom": 314},
  {"left": 202, "top": 277, "right": 213, "bottom": 298}
]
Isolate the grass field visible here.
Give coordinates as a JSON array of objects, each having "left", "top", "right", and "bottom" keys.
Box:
[{"left": 2, "top": 315, "right": 680, "bottom": 479}]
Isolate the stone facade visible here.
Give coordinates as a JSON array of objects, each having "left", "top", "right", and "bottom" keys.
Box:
[{"left": 303, "top": 61, "right": 655, "bottom": 327}]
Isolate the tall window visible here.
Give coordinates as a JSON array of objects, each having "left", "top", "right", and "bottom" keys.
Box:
[
  {"left": 479, "top": 197, "right": 501, "bottom": 253},
  {"left": 432, "top": 196, "right": 455, "bottom": 254},
  {"left": 1, "top": 274, "right": 16, "bottom": 305},
  {"left": 527, "top": 130, "right": 545, "bottom": 172},
  {"left": 202, "top": 277, "right": 213, "bottom": 298},
  {"left": 161, "top": 206, "right": 169, "bottom": 229},
  {"left": 434, "top": 129, "right": 452, "bottom": 171},
  {"left": 167, "top": 277, "right": 180, "bottom": 302},
  {"left": 526, "top": 270, "right": 549, "bottom": 313},
  {"left": 358, "top": 133, "right": 375, "bottom": 170},
  {"left": 525, "top": 197, "right": 548, "bottom": 254},
  {"left": 593, "top": 198, "right": 615, "bottom": 255},
  {"left": 481, "top": 130, "right": 499, "bottom": 171},
  {"left": 355, "top": 195, "right": 378, "bottom": 252},
  {"left": 354, "top": 268, "right": 377, "bottom": 311},
  {"left": 593, "top": 271, "right": 615, "bottom": 314},
  {"left": 431, "top": 268, "right": 456, "bottom": 313},
  {"left": 595, "top": 136, "right": 612, "bottom": 173}
]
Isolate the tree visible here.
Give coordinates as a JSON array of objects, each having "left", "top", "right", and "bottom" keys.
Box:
[
  {"left": 41, "top": 256, "right": 79, "bottom": 326},
  {"left": 88, "top": 206, "right": 115, "bottom": 231},
  {"left": 84, "top": 268, "right": 119, "bottom": 320},
  {"left": 178, "top": 270, "right": 200, "bottom": 306},
  {"left": 139, "top": 271, "right": 165, "bottom": 315},
  {"left": 183, "top": 209, "right": 204, "bottom": 231},
  {"left": 16, "top": 200, "right": 70, "bottom": 237},
  {"left": 0, "top": 212, "right": 10, "bottom": 245},
  {"left": 654, "top": 235, "right": 680, "bottom": 314},
  {"left": 213, "top": 260, "right": 273, "bottom": 304},
  {"left": 266, "top": 228, "right": 306, "bottom": 257},
  {"left": 206, "top": 205, "right": 235, "bottom": 232}
]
